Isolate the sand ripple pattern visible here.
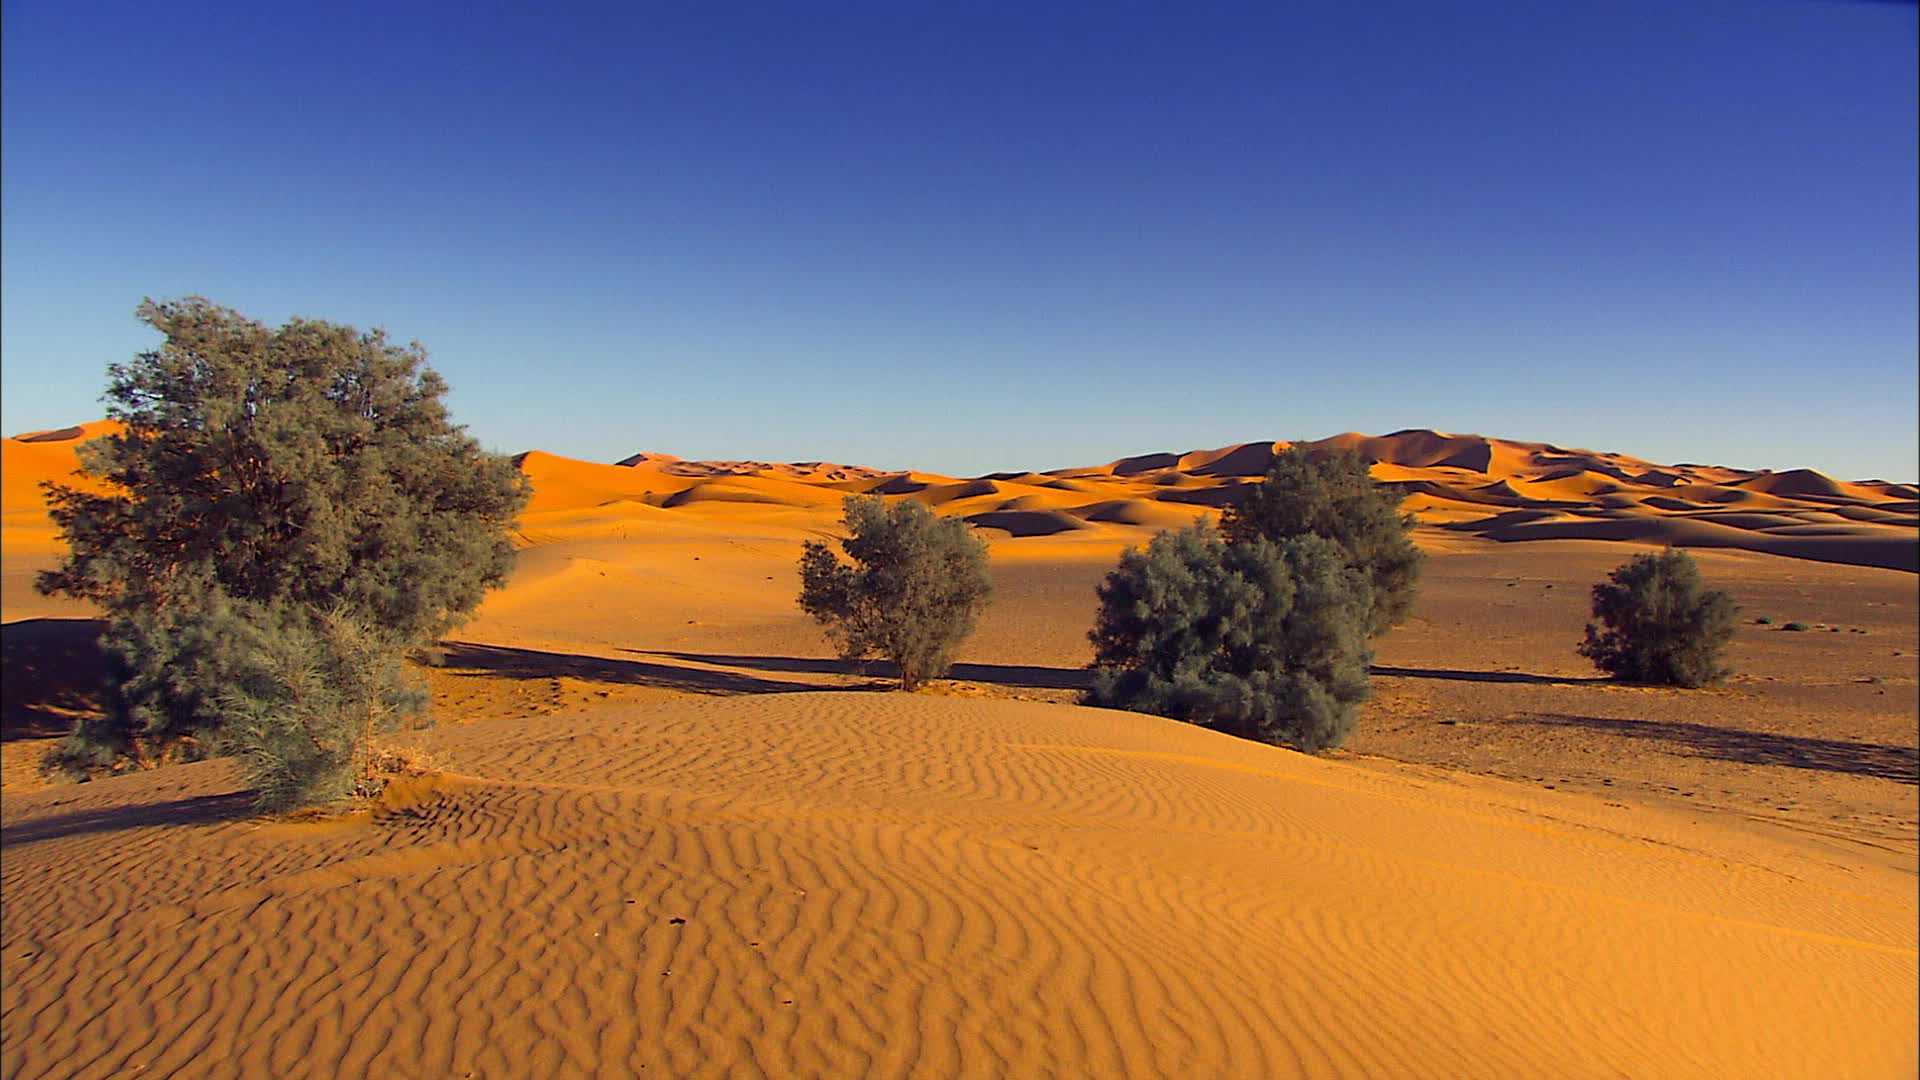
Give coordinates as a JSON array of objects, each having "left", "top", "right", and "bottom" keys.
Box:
[{"left": 4, "top": 693, "right": 1916, "bottom": 1078}]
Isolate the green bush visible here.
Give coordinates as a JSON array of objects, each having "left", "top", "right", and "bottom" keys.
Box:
[
  {"left": 1221, "top": 446, "right": 1421, "bottom": 637},
  {"left": 1577, "top": 549, "right": 1737, "bottom": 687},
  {"left": 1753, "top": 616, "right": 1772, "bottom": 625},
  {"left": 1782, "top": 622, "right": 1808, "bottom": 632},
  {"left": 218, "top": 603, "right": 428, "bottom": 810},
  {"left": 798, "top": 495, "right": 992, "bottom": 690},
  {"left": 1087, "top": 525, "right": 1372, "bottom": 752},
  {"left": 37, "top": 298, "right": 527, "bottom": 790}
]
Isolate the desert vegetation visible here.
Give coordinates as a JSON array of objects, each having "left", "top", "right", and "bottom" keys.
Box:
[
  {"left": 798, "top": 494, "right": 993, "bottom": 689},
  {"left": 1086, "top": 526, "right": 1372, "bottom": 751},
  {"left": 1221, "top": 446, "right": 1423, "bottom": 637},
  {"left": 1086, "top": 447, "right": 1417, "bottom": 751},
  {"left": 35, "top": 298, "right": 528, "bottom": 805},
  {"left": 1577, "top": 549, "right": 1738, "bottom": 687}
]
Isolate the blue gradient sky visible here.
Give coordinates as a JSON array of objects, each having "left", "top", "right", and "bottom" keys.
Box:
[{"left": 4, "top": 2, "right": 1915, "bottom": 479}]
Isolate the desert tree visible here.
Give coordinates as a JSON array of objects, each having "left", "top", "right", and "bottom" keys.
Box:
[
  {"left": 38, "top": 297, "right": 530, "bottom": 787},
  {"left": 1221, "top": 446, "right": 1422, "bottom": 637},
  {"left": 798, "top": 495, "right": 992, "bottom": 690},
  {"left": 1087, "top": 524, "right": 1372, "bottom": 752},
  {"left": 1577, "top": 548, "right": 1737, "bottom": 687}
]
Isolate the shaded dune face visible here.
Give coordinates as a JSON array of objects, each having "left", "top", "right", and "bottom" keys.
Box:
[{"left": 3, "top": 693, "right": 1913, "bottom": 1079}]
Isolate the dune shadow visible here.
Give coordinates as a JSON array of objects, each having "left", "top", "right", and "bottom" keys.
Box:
[
  {"left": 1500, "top": 714, "right": 1919, "bottom": 784},
  {"left": 1372, "top": 665, "right": 1608, "bottom": 687},
  {"left": 640, "top": 651, "right": 1095, "bottom": 692},
  {"left": 1, "top": 618, "right": 109, "bottom": 740},
  {"left": 439, "top": 642, "right": 849, "bottom": 695},
  {"left": 1, "top": 791, "right": 257, "bottom": 848}
]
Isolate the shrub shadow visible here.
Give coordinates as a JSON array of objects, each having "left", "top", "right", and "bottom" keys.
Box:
[
  {"left": 638, "top": 651, "right": 1095, "bottom": 692},
  {"left": 439, "top": 642, "right": 852, "bottom": 695},
  {"left": 1500, "top": 713, "right": 1919, "bottom": 784},
  {"left": 1, "top": 791, "right": 257, "bottom": 848},
  {"left": 1, "top": 618, "right": 108, "bottom": 740},
  {"left": 1372, "top": 665, "right": 1609, "bottom": 687}
]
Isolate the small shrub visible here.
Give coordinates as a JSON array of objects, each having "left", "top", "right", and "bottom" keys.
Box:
[
  {"left": 1782, "top": 622, "right": 1808, "bottom": 632},
  {"left": 1577, "top": 549, "right": 1737, "bottom": 687},
  {"left": 1087, "top": 525, "right": 1372, "bottom": 752},
  {"left": 798, "top": 496, "right": 992, "bottom": 690},
  {"left": 1753, "top": 616, "right": 1772, "bottom": 625},
  {"left": 1221, "top": 447, "right": 1422, "bottom": 638}
]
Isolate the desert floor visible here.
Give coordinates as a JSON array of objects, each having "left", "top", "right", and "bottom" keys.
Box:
[{"left": 2, "top": 428, "right": 1916, "bottom": 1077}]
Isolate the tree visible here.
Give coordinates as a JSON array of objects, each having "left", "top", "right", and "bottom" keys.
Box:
[
  {"left": 1577, "top": 549, "right": 1737, "bottom": 687},
  {"left": 1221, "top": 446, "right": 1422, "bottom": 637},
  {"left": 38, "top": 297, "right": 530, "bottom": 777},
  {"left": 1087, "top": 524, "right": 1373, "bottom": 752},
  {"left": 798, "top": 495, "right": 992, "bottom": 690}
]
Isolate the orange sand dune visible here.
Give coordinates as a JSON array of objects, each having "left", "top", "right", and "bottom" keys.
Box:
[
  {"left": 6, "top": 422, "right": 1917, "bottom": 578},
  {"left": 4, "top": 692, "right": 1913, "bottom": 1078}
]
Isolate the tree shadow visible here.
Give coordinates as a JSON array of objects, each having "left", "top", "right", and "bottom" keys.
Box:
[
  {"left": 1499, "top": 714, "right": 1919, "bottom": 784},
  {"left": 637, "top": 650, "right": 1095, "bottom": 692},
  {"left": 1, "top": 791, "right": 257, "bottom": 848},
  {"left": 1372, "top": 665, "right": 1609, "bottom": 687},
  {"left": 438, "top": 642, "right": 852, "bottom": 696},
  {"left": 1, "top": 618, "right": 108, "bottom": 740}
]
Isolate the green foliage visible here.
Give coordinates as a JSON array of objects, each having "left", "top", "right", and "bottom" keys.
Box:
[
  {"left": 1753, "top": 616, "right": 1772, "bottom": 625},
  {"left": 218, "top": 605, "right": 427, "bottom": 811},
  {"left": 1781, "top": 622, "right": 1808, "bottom": 632},
  {"left": 37, "top": 298, "right": 527, "bottom": 781},
  {"left": 1086, "top": 524, "right": 1372, "bottom": 752},
  {"left": 798, "top": 495, "right": 993, "bottom": 689},
  {"left": 1221, "top": 447, "right": 1422, "bottom": 637},
  {"left": 1577, "top": 549, "right": 1738, "bottom": 687}
]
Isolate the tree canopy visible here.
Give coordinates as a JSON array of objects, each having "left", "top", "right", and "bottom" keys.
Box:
[
  {"left": 1221, "top": 446, "right": 1422, "bottom": 637},
  {"left": 39, "top": 298, "right": 529, "bottom": 771}
]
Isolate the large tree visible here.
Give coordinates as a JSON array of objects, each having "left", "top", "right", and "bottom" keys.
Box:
[
  {"left": 1221, "top": 446, "right": 1422, "bottom": 637},
  {"left": 39, "top": 297, "right": 529, "bottom": 767}
]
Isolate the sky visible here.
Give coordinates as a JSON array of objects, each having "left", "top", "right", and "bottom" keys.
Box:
[{"left": 3, "top": 1, "right": 1915, "bottom": 480}]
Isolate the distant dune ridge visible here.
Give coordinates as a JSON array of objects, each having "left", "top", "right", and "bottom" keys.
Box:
[{"left": 6, "top": 424, "right": 1916, "bottom": 571}]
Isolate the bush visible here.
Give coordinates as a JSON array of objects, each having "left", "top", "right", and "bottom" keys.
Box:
[
  {"left": 37, "top": 298, "right": 528, "bottom": 787},
  {"left": 1577, "top": 549, "right": 1737, "bottom": 687},
  {"left": 218, "top": 604, "right": 428, "bottom": 810},
  {"left": 1087, "top": 525, "right": 1372, "bottom": 752},
  {"left": 1753, "top": 616, "right": 1772, "bottom": 625},
  {"left": 1221, "top": 446, "right": 1421, "bottom": 637},
  {"left": 1781, "top": 622, "right": 1808, "bottom": 632},
  {"left": 798, "top": 495, "right": 992, "bottom": 689}
]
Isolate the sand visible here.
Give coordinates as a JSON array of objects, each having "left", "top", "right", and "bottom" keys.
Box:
[
  {"left": 5, "top": 694, "right": 1914, "bottom": 1078},
  {"left": 3, "top": 423, "right": 1916, "bottom": 1077}
]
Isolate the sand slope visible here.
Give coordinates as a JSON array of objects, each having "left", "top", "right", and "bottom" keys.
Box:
[{"left": 3, "top": 692, "right": 1912, "bottom": 1079}]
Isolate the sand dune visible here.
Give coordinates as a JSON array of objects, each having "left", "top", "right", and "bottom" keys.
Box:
[
  {"left": 5, "top": 424, "right": 1915, "bottom": 579},
  {"left": 3, "top": 692, "right": 1912, "bottom": 1078}
]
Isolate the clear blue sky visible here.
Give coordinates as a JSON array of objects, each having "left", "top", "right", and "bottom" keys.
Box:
[{"left": 4, "top": 1, "right": 1915, "bottom": 479}]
